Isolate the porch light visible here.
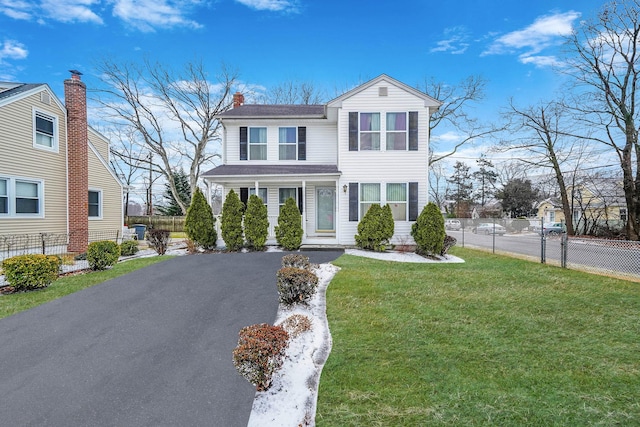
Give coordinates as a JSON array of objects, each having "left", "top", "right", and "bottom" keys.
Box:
[{"left": 343, "top": 184, "right": 348, "bottom": 193}]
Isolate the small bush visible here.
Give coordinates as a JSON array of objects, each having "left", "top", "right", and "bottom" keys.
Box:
[
  {"left": 276, "top": 267, "right": 319, "bottom": 306},
  {"left": 221, "top": 189, "right": 245, "bottom": 251},
  {"left": 120, "top": 240, "right": 139, "bottom": 256},
  {"left": 87, "top": 240, "right": 121, "bottom": 270},
  {"left": 281, "top": 254, "right": 310, "bottom": 270},
  {"left": 147, "top": 229, "right": 170, "bottom": 255},
  {"left": 441, "top": 234, "right": 457, "bottom": 256},
  {"left": 232, "top": 323, "right": 289, "bottom": 391},
  {"left": 2, "top": 254, "right": 61, "bottom": 291},
  {"left": 275, "top": 197, "right": 303, "bottom": 250},
  {"left": 184, "top": 187, "right": 217, "bottom": 250},
  {"left": 412, "top": 202, "right": 446, "bottom": 257},
  {"left": 279, "top": 314, "right": 312, "bottom": 338},
  {"left": 354, "top": 204, "right": 395, "bottom": 252},
  {"left": 244, "top": 194, "right": 269, "bottom": 250}
]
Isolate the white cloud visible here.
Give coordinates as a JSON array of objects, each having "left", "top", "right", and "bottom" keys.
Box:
[
  {"left": 430, "top": 26, "right": 470, "bottom": 55},
  {"left": 482, "top": 11, "right": 581, "bottom": 66},
  {"left": 41, "top": 0, "right": 103, "bottom": 24},
  {"left": 0, "top": 0, "right": 32, "bottom": 20},
  {"left": 235, "top": 0, "right": 298, "bottom": 12},
  {"left": 112, "top": 0, "right": 204, "bottom": 32},
  {"left": 0, "top": 39, "right": 29, "bottom": 62}
]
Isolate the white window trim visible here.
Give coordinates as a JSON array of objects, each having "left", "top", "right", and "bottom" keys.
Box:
[
  {"left": 32, "top": 108, "right": 59, "bottom": 153},
  {"left": 0, "top": 175, "right": 45, "bottom": 218},
  {"left": 358, "top": 111, "right": 412, "bottom": 152},
  {"left": 359, "top": 183, "right": 381, "bottom": 220},
  {"left": 386, "top": 112, "right": 408, "bottom": 151},
  {"left": 386, "top": 182, "right": 408, "bottom": 221},
  {"left": 249, "top": 127, "right": 267, "bottom": 161},
  {"left": 359, "top": 182, "right": 411, "bottom": 221},
  {"left": 278, "top": 127, "right": 298, "bottom": 160},
  {"left": 359, "top": 112, "right": 381, "bottom": 151},
  {"left": 88, "top": 188, "right": 103, "bottom": 220}
]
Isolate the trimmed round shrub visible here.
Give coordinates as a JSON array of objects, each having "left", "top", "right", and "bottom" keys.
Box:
[
  {"left": 87, "top": 240, "right": 121, "bottom": 270},
  {"left": 244, "top": 194, "right": 269, "bottom": 250},
  {"left": 354, "top": 203, "right": 395, "bottom": 252},
  {"left": 184, "top": 187, "right": 217, "bottom": 250},
  {"left": 2, "top": 254, "right": 61, "bottom": 291},
  {"left": 119, "top": 240, "right": 139, "bottom": 256},
  {"left": 281, "top": 254, "right": 310, "bottom": 270},
  {"left": 221, "top": 189, "right": 245, "bottom": 251},
  {"left": 276, "top": 267, "right": 319, "bottom": 306},
  {"left": 411, "top": 202, "right": 446, "bottom": 256},
  {"left": 232, "top": 323, "right": 289, "bottom": 391},
  {"left": 274, "top": 197, "right": 303, "bottom": 250}
]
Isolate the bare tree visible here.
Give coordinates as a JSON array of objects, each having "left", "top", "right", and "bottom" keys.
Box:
[
  {"left": 259, "top": 80, "right": 327, "bottom": 104},
  {"left": 107, "top": 126, "right": 148, "bottom": 217},
  {"left": 562, "top": 0, "right": 640, "bottom": 239},
  {"left": 428, "top": 162, "right": 450, "bottom": 211},
  {"left": 93, "top": 59, "right": 238, "bottom": 215},
  {"left": 418, "top": 75, "right": 502, "bottom": 164}
]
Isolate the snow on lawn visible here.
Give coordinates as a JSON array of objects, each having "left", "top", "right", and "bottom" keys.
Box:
[{"left": 345, "top": 248, "right": 465, "bottom": 264}]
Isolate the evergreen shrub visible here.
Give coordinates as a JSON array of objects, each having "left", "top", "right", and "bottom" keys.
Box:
[
  {"left": 411, "top": 202, "right": 446, "bottom": 256},
  {"left": 244, "top": 194, "right": 269, "bottom": 250},
  {"left": 221, "top": 189, "right": 244, "bottom": 251},
  {"left": 120, "top": 240, "right": 139, "bottom": 256},
  {"left": 232, "top": 323, "right": 289, "bottom": 391},
  {"left": 2, "top": 254, "right": 61, "bottom": 291},
  {"left": 354, "top": 204, "right": 395, "bottom": 252},
  {"left": 184, "top": 187, "right": 217, "bottom": 250},
  {"left": 87, "top": 240, "right": 121, "bottom": 270},
  {"left": 274, "top": 198, "right": 303, "bottom": 250},
  {"left": 276, "top": 267, "right": 319, "bottom": 306}
]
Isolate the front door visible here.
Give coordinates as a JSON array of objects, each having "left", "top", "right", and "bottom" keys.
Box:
[{"left": 316, "top": 187, "right": 335, "bottom": 232}]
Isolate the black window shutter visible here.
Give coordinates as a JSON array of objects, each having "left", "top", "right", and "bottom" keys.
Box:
[
  {"left": 349, "top": 112, "right": 358, "bottom": 151},
  {"left": 409, "top": 112, "right": 418, "bottom": 151},
  {"left": 298, "top": 127, "right": 306, "bottom": 160},
  {"left": 240, "top": 187, "right": 248, "bottom": 208},
  {"left": 297, "top": 187, "right": 303, "bottom": 213},
  {"left": 409, "top": 182, "right": 419, "bottom": 221},
  {"left": 239, "top": 127, "right": 248, "bottom": 160},
  {"left": 349, "top": 183, "right": 358, "bottom": 221}
]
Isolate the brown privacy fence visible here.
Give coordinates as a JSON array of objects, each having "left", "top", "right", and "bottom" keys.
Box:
[{"left": 125, "top": 216, "right": 185, "bottom": 232}]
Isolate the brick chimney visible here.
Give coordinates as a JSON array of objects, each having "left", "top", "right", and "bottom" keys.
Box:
[
  {"left": 232, "top": 92, "right": 244, "bottom": 108},
  {"left": 64, "top": 70, "right": 89, "bottom": 253}
]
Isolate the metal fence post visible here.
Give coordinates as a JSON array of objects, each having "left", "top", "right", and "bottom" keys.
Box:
[
  {"left": 540, "top": 218, "right": 546, "bottom": 264},
  {"left": 561, "top": 232, "right": 568, "bottom": 268}
]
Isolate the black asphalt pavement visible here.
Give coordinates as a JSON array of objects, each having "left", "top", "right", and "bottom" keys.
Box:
[{"left": 0, "top": 250, "right": 343, "bottom": 427}]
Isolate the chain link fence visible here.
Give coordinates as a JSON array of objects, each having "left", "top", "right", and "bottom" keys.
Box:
[{"left": 446, "top": 218, "right": 640, "bottom": 282}]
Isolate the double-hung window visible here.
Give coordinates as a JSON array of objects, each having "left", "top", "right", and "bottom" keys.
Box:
[
  {"left": 0, "top": 177, "right": 43, "bottom": 216},
  {"left": 387, "top": 183, "right": 407, "bottom": 220},
  {"left": 16, "top": 181, "right": 40, "bottom": 214},
  {"left": 359, "top": 183, "right": 380, "bottom": 219},
  {"left": 279, "top": 188, "right": 297, "bottom": 211},
  {"left": 0, "top": 179, "right": 7, "bottom": 214},
  {"left": 88, "top": 190, "right": 102, "bottom": 218},
  {"left": 386, "top": 112, "right": 407, "bottom": 150},
  {"left": 359, "top": 113, "right": 380, "bottom": 150},
  {"left": 279, "top": 127, "right": 297, "bottom": 160},
  {"left": 249, "top": 127, "right": 267, "bottom": 160},
  {"left": 249, "top": 187, "right": 268, "bottom": 204},
  {"left": 34, "top": 111, "right": 57, "bottom": 151}
]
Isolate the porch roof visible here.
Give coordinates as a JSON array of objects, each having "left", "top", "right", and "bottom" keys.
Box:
[{"left": 202, "top": 164, "right": 341, "bottom": 180}]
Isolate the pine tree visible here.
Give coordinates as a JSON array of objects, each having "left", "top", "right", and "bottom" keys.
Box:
[
  {"left": 221, "top": 189, "right": 245, "bottom": 251},
  {"left": 411, "top": 202, "right": 446, "bottom": 256},
  {"left": 157, "top": 169, "right": 191, "bottom": 216},
  {"left": 275, "top": 198, "right": 303, "bottom": 250},
  {"left": 184, "top": 187, "right": 217, "bottom": 249},
  {"left": 245, "top": 194, "right": 269, "bottom": 250}
]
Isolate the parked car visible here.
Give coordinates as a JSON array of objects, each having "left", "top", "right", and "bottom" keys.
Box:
[
  {"left": 541, "top": 222, "right": 565, "bottom": 235},
  {"left": 473, "top": 223, "right": 506, "bottom": 235},
  {"left": 445, "top": 219, "right": 462, "bottom": 231}
]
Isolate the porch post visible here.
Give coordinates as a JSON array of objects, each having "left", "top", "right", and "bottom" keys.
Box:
[
  {"left": 335, "top": 180, "right": 340, "bottom": 244},
  {"left": 302, "top": 180, "right": 307, "bottom": 238}
]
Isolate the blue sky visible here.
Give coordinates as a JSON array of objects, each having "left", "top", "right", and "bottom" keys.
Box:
[{"left": 1, "top": 0, "right": 607, "bottom": 160}]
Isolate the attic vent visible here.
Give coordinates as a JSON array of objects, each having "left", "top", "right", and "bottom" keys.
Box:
[
  {"left": 378, "top": 87, "right": 388, "bottom": 96},
  {"left": 41, "top": 92, "right": 51, "bottom": 105}
]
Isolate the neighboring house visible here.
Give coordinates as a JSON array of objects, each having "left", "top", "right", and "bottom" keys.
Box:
[
  {"left": 0, "top": 71, "right": 123, "bottom": 253},
  {"left": 202, "top": 74, "right": 441, "bottom": 246}
]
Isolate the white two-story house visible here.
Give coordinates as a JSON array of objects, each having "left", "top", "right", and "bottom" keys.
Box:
[{"left": 202, "top": 74, "right": 441, "bottom": 246}]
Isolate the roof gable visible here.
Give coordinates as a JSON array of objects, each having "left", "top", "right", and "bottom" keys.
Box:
[
  {"left": 327, "top": 74, "right": 441, "bottom": 111},
  {"left": 0, "top": 83, "right": 65, "bottom": 112}
]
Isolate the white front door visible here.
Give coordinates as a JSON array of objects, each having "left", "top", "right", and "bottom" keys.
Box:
[{"left": 316, "top": 187, "right": 335, "bottom": 232}]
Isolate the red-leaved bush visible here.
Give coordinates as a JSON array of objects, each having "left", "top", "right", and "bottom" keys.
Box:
[{"left": 232, "top": 323, "right": 289, "bottom": 391}]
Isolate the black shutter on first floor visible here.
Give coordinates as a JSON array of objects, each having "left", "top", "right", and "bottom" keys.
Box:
[
  {"left": 239, "top": 127, "right": 248, "bottom": 160},
  {"left": 408, "top": 111, "right": 418, "bottom": 151},
  {"left": 349, "top": 112, "right": 358, "bottom": 151},
  {"left": 240, "top": 187, "right": 248, "bottom": 208},
  {"left": 298, "top": 127, "right": 306, "bottom": 160},
  {"left": 297, "top": 187, "right": 303, "bottom": 213},
  {"left": 349, "top": 183, "right": 358, "bottom": 221},
  {"left": 408, "top": 182, "right": 419, "bottom": 221}
]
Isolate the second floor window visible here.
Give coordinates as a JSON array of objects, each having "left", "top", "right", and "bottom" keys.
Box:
[
  {"left": 279, "top": 127, "right": 297, "bottom": 160},
  {"left": 386, "top": 113, "right": 407, "bottom": 150},
  {"left": 34, "top": 111, "right": 57, "bottom": 150},
  {"left": 249, "top": 127, "right": 267, "bottom": 160},
  {"left": 360, "top": 113, "right": 380, "bottom": 150}
]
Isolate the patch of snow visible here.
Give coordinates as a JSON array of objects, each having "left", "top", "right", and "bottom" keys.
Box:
[{"left": 345, "top": 248, "right": 465, "bottom": 263}]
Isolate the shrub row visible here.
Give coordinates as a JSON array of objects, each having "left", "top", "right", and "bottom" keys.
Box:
[{"left": 2, "top": 254, "right": 61, "bottom": 291}]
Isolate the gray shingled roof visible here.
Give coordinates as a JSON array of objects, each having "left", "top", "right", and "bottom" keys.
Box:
[
  {"left": 0, "top": 83, "right": 46, "bottom": 101},
  {"left": 202, "top": 164, "right": 340, "bottom": 177},
  {"left": 217, "top": 104, "right": 326, "bottom": 118}
]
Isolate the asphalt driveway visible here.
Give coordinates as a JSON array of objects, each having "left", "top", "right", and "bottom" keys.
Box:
[{"left": 0, "top": 250, "right": 343, "bottom": 427}]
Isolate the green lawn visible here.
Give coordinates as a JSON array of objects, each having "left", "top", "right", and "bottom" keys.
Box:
[
  {"left": 317, "top": 247, "right": 640, "bottom": 426},
  {"left": 0, "top": 256, "right": 171, "bottom": 319}
]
